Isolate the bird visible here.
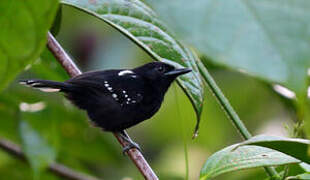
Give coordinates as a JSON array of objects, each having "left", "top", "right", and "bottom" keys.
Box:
[{"left": 20, "top": 62, "right": 191, "bottom": 153}]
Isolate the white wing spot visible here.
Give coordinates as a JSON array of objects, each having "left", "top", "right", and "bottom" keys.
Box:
[
  {"left": 122, "top": 90, "right": 126, "bottom": 93},
  {"left": 112, "top": 94, "right": 117, "bottom": 98},
  {"left": 31, "top": 82, "right": 41, "bottom": 86},
  {"left": 104, "top": 84, "right": 109, "bottom": 87},
  {"left": 118, "top": 70, "right": 134, "bottom": 76},
  {"left": 108, "top": 87, "right": 112, "bottom": 91},
  {"left": 104, "top": 81, "right": 108, "bottom": 83},
  {"left": 125, "top": 94, "right": 128, "bottom": 98},
  {"left": 127, "top": 98, "right": 131, "bottom": 101},
  {"left": 38, "top": 88, "right": 60, "bottom": 92}
]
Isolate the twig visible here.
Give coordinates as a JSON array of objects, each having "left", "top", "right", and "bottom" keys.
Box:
[
  {"left": 0, "top": 138, "right": 99, "bottom": 180},
  {"left": 197, "top": 61, "right": 280, "bottom": 179},
  {"left": 47, "top": 32, "right": 158, "bottom": 180}
]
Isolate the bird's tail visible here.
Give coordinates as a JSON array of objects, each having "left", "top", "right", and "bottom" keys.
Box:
[{"left": 19, "top": 79, "right": 72, "bottom": 92}]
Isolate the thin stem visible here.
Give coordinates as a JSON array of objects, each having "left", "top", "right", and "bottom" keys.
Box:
[
  {"left": 0, "top": 138, "right": 99, "bottom": 180},
  {"left": 174, "top": 85, "right": 189, "bottom": 180},
  {"left": 47, "top": 32, "right": 158, "bottom": 180},
  {"left": 197, "top": 61, "right": 280, "bottom": 179},
  {"left": 197, "top": 61, "right": 251, "bottom": 139}
]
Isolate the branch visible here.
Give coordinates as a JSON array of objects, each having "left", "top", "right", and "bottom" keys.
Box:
[
  {"left": 0, "top": 138, "right": 99, "bottom": 180},
  {"left": 47, "top": 32, "right": 158, "bottom": 180}
]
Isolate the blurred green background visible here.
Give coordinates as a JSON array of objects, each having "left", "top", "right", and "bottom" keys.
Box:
[{"left": 0, "top": 5, "right": 299, "bottom": 180}]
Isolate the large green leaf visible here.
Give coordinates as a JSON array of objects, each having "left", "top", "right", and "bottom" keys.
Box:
[
  {"left": 286, "top": 173, "right": 310, "bottom": 180},
  {"left": 61, "top": 0, "right": 205, "bottom": 128},
  {"left": 0, "top": 0, "right": 58, "bottom": 91},
  {"left": 147, "top": 0, "right": 310, "bottom": 95},
  {"left": 50, "top": 6, "right": 63, "bottom": 36},
  {"left": 299, "top": 163, "right": 310, "bottom": 172},
  {"left": 237, "top": 135, "right": 310, "bottom": 164},
  {"left": 19, "top": 120, "right": 56, "bottom": 178},
  {"left": 200, "top": 144, "right": 300, "bottom": 180}
]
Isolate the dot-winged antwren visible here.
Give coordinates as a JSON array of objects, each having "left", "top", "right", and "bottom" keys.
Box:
[{"left": 20, "top": 62, "right": 191, "bottom": 152}]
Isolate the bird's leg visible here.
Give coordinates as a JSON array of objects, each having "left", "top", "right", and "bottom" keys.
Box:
[{"left": 118, "top": 130, "right": 141, "bottom": 155}]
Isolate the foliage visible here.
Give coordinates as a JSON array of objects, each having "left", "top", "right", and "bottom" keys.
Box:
[
  {"left": 19, "top": 120, "right": 56, "bottom": 178},
  {"left": 0, "top": 0, "right": 58, "bottom": 91},
  {"left": 62, "top": 0, "right": 205, "bottom": 125},
  {"left": 0, "top": 0, "right": 309, "bottom": 179},
  {"left": 237, "top": 135, "right": 310, "bottom": 163},
  {"left": 200, "top": 144, "right": 299, "bottom": 180},
  {"left": 147, "top": 0, "right": 310, "bottom": 95}
]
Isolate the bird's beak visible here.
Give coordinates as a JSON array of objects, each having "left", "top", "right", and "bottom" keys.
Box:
[{"left": 164, "top": 68, "right": 192, "bottom": 77}]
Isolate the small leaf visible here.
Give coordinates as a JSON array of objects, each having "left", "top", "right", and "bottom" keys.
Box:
[
  {"left": 0, "top": 0, "right": 59, "bottom": 91},
  {"left": 237, "top": 135, "right": 310, "bottom": 164},
  {"left": 286, "top": 173, "right": 310, "bottom": 180},
  {"left": 200, "top": 144, "right": 300, "bottom": 180},
  {"left": 61, "top": 0, "right": 205, "bottom": 132},
  {"left": 19, "top": 120, "right": 56, "bottom": 178}
]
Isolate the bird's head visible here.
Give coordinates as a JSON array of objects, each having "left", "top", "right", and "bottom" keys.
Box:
[{"left": 133, "top": 62, "right": 191, "bottom": 92}]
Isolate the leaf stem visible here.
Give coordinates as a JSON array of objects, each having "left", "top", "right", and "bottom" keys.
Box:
[
  {"left": 47, "top": 32, "right": 158, "bottom": 180},
  {"left": 197, "top": 61, "right": 251, "bottom": 138},
  {"left": 174, "top": 85, "right": 189, "bottom": 180},
  {"left": 197, "top": 61, "right": 280, "bottom": 179}
]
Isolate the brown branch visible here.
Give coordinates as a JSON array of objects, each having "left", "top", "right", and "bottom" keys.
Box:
[
  {"left": 47, "top": 32, "right": 158, "bottom": 180},
  {"left": 0, "top": 138, "right": 99, "bottom": 180}
]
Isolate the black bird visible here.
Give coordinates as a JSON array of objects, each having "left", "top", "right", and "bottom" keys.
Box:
[{"left": 20, "top": 62, "right": 191, "bottom": 152}]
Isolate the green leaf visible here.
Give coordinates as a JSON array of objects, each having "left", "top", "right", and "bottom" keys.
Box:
[
  {"left": 50, "top": 5, "right": 63, "bottom": 36},
  {"left": 200, "top": 144, "right": 300, "bottom": 180},
  {"left": 147, "top": 0, "right": 310, "bottom": 95},
  {"left": 238, "top": 135, "right": 310, "bottom": 164},
  {"left": 19, "top": 120, "right": 56, "bottom": 178},
  {"left": 61, "top": 0, "right": 205, "bottom": 131},
  {"left": 33, "top": 48, "right": 69, "bottom": 81},
  {"left": 286, "top": 173, "right": 310, "bottom": 180},
  {"left": 299, "top": 163, "right": 310, "bottom": 172},
  {"left": 0, "top": 0, "right": 59, "bottom": 91}
]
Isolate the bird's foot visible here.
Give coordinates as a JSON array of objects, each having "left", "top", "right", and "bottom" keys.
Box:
[
  {"left": 118, "top": 131, "right": 142, "bottom": 155},
  {"left": 122, "top": 141, "right": 141, "bottom": 155}
]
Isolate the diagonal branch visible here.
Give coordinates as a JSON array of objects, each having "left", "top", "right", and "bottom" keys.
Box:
[
  {"left": 47, "top": 32, "right": 158, "bottom": 180},
  {"left": 0, "top": 138, "right": 99, "bottom": 180}
]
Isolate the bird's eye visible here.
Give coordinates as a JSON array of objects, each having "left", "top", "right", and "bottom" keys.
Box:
[{"left": 157, "top": 66, "right": 165, "bottom": 73}]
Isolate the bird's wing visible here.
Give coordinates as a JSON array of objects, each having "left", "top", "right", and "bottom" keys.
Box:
[
  {"left": 65, "top": 70, "right": 145, "bottom": 105},
  {"left": 66, "top": 70, "right": 115, "bottom": 89},
  {"left": 114, "top": 81, "right": 144, "bottom": 106},
  {"left": 107, "top": 72, "right": 145, "bottom": 106},
  {"left": 63, "top": 70, "right": 117, "bottom": 109}
]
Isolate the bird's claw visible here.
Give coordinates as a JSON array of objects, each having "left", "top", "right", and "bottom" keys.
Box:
[
  {"left": 118, "top": 130, "right": 142, "bottom": 155},
  {"left": 122, "top": 141, "right": 142, "bottom": 155}
]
